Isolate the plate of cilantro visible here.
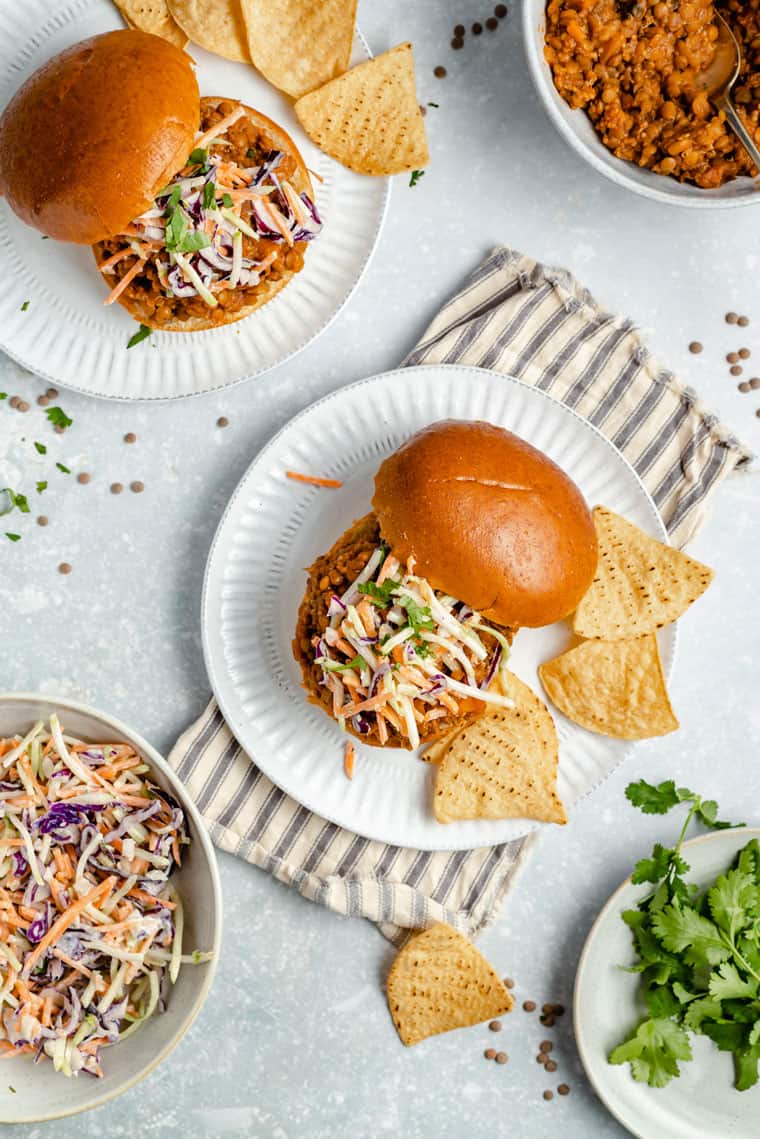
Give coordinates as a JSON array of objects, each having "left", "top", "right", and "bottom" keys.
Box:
[{"left": 575, "top": 778, "right": 760, "bottom": 1139}]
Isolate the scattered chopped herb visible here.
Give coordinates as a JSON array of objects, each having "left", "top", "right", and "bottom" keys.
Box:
[
  {"left": 20, "top": 301, "right": 29, "bottom": 312},
  {"left": 46, "top": 407, "right": 72, "bottom": 429},
  {"left": 188, "top": 147, "right": 209, "bottom": 167},
  {"left": 412, "top": 638, "right": 433, "bottom": 658},
  {"left": 5, "top": 533, "right": 20, "bottom": 542},
  {"left": 609, "top": 780, "right": 753, "bottom": 1091},
  {"left": 164, "top": 185, "right": 182, "bottom": 215},
  {"left": 322, "top": 655, "right": 366, "bottom": 673},
  {"left": 127, "top": 324, "right": 152, "bottom": 350},
  {"left": 409, "top": 169, "right": 425, "bottom": 187},
  {"left": 202, "top": 180, "right": 217, "bottom": 209},
  {"left": 55, "top": 462, "right": 70, "bottom": 474},
  {"left": 222, "top": 192, "right": 233, "bottom": 208},
  {"left": 164, "top": 203, "right": 188, "bottom": 250},
  {"left": 0, "top": 488, "right": 29, "bottom": 516},
  {"left": 177, "top": 231, "right": 211, "bottom": 253},
  {"left": 246, "top": 148, "right": 257, "bottom": 160},
  {"left": 7, "top": 1085, "right": 15, "bottom": 1093},
  {"left": 0, "top": 393, "right": 6, "bottom": 400},
  {"left": 34, "top": 441, "right": 47, "bottom": 455},
  {"left": 36, "top": 481, "right": 47, "bottom": 494},
  {"left": 41, "top": 235, "right": 49, "bottom": 240},
  {"left": 397, "top": 593, "right": 435, "bottom": 633},
  {"left": 427, "top": 101, "right": 439, "bottom": 107}
]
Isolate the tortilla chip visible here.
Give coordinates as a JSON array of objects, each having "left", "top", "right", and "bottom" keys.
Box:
[
  {"left": 295, "top": 43, "right": 429, "bottom": 175},
  {"left": 539, "top": 634, "right": 678, "bottom": 740},
  {"left": 240, "top": 0, "right": 356, "bottom": 98},
  {"left": 433, "top": 672, "right": 566, "bottom": 825},
  {"left": 573, "top": 506, "right": 714, "bottom": 640},
  {"left": 420, "top": 733, "right": 460, "bottom": 763},
  {"left": 113, "top": 0, "right": 189, "bottom": 47},
  {"left": 168, "top": 0, "right": 250, "bottom": 61},
  {"left": 387, "top": 924, "right": 513, "bottom": 1046}
]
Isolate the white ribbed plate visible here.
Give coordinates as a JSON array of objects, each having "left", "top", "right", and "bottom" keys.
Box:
[
  {"left": 0, "top": 0, "right": 388, "bottom": 400},
  {"left": 202, "top": 365, "right": 676, "bottom": 850}
]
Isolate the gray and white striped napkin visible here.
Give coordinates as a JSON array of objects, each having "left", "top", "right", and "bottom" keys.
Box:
[{"left": 169, "top": 246, "right": 752, "bottom": 943}]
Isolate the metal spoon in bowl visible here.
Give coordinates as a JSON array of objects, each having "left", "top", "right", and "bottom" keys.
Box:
[{"left": 695, "top": 12, "right": 760, "bottom": 179}]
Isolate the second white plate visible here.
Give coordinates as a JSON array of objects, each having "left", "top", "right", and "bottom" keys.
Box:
[
  {"left": 0, "top": 0, "right": 389, "bottom": 399},
  {"left": 201, "top": 364, "right": 676, "bottom": 850}
]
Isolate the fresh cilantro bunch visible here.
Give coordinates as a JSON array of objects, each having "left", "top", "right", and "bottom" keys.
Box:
[{"left": 609, "top": 780, "right": 760, "bottom": 1090}]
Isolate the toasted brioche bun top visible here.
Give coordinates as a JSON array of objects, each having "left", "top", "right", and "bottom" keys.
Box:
[
  {"left": 372, "top": 420, "right": 598, "bottom": 629},
  {"left": 0, "top": 30, "right": 199, "bottom": 243}
]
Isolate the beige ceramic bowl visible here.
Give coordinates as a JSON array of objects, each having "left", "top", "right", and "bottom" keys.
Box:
[{"left": 0, "top": 694, "right": 222, "bottom": 1123}]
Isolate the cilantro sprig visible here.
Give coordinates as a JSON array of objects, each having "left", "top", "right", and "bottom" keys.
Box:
[
  {"left": 609, "top": 780, "right": 758, "bottom": 1091},
  {"left": 0, "top": 488, "right": 29, "bottom": 517},
  {"left": 46, "top": 407, "right": 72, "bottom": 430}
]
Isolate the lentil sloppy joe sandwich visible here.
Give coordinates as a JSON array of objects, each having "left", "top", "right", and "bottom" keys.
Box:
[
  {"left": 0, "top": 29, "right": 322, "bottom": 332},
  {"left": 293, "top": 420, "right": 598, "bottom": 750}
]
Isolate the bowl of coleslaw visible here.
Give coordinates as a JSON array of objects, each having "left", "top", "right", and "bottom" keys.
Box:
[{"left": 0, "top": 694, "right": 222, "bottom": 1123}]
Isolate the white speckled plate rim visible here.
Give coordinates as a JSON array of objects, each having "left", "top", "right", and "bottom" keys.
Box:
[
  {"left": 0, "top": 0, "right": 389, "bottom": 400},
  {"left": 575, "top": 828, "right": 760, "bottom": 1139},
  {"left": 201, "top": 364, "right": 677, "bottom": 851}
]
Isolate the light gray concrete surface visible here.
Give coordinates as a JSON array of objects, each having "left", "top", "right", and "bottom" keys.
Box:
[{"left": 1, "top": 1, "right": 759, "bottom": 1136}]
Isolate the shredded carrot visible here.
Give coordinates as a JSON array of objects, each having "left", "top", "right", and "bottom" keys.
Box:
[
  {"left": 127, "top": 886, "right": 176, "bottom": 911},
  {"left": 343, "top": 741, "right": 355, "bottom": 780},
  {"left": 103, "top": 258, "right": 147, "bottom": 306},
  {"left": 194, "top": 104, "right": 246, "bottom": 150},
  {"left": 286, "top": 471, "right": 343, "bottom": 488},
  {"left": 23, "top": 876, "right": 117, "bottom": 976}
]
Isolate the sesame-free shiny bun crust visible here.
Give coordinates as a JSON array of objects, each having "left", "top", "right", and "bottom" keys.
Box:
[
  {"left": 372, "top": 420, "right": 598, "bottom": 629},
  {"left": 0, "top": 30, "right": 199, "bottom": 244}
]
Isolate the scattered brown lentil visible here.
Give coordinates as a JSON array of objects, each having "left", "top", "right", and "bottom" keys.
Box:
[
  {"left": 17, "top": 401, "right": 29, "bottom": 413},
  {"left": 434, "top": 65, "right": 447, "bottom": 77},
  {"left": 738, "top": 315, "right": 750, "bottom": 327},
  {"left": 454, "top": 23, "right": 465, "bottom": 35},
  {"left": 484, "top": 1048, "right": 496, "bottom": 1060},
  {"left": 739, "top": 382, "right": 751, "bottom": 393},
  {"left": 495, "top": 1052, "right": 508, "bottom": 1065},
  {"left": 488, "top": 1020, "right": 502, "bottom": 1032},
  {"left": 546, "top": 1060, "right": 558, "bottom": 1073},
  {"left": 523, "top": 1000, "right": 536, "bottom": 1012},
  {"left": 553, "top": 1005, "right": 565, "bottom": 1016},
  {"left": 486, "top": 16, "right": 499, "bottom": 29},
  {"left": 217, "top": 416, "right": 229, "bottom": 428},
  {"left": 537, "top": 1053, "right": 548, "bottom": 1065},
  {"left": 542, "top": 1004, "right": 553, "bottom": 1015},
  {"left": 451, "top": 36, "right": 464, "bottom": 48},
  {"left": 731, "top": 365, "right": 743, "bottom": 376},
  {"left": 688, "top": 341, "right": 703, "bottom": 354},
  {"left": 543, "top": 1090, "right": 554, "bottom": 1101},
  {"left": 558, "top": 1084, "right": 570, "bottom": 1096},
  {"left": 739, "top": 347, "right": 751, "bottom": 359},
  {"left": 46, "top": 387, "right": 58, "bottom": 399},
  {"left": 756, "top": 408, "right": 760, "bottom": 418},
  {"left": 130, "top": 481, "right": 144, "bottom": 494},
  {"left": 541, "top": 1040, "right": 553, "bottom": 1052},
  {"left": 58, "top": 563, "right": 71, "bottom": 575},
  {"left": 124, "top": 432, "right": 137, "bottom": 444},
  {"left": 37, "top": 516, "right": 48, "bottom": 527},
  {"left": 495, "top": 3, "right": 508, "bottom": 14},
  {"left": 472, "top": 21, "right": 483, "bottom": 34},
  {"left": 110, "top": 483, "right": 124, "bottom": 495},
  {"left": 751, "top": 377, "right": 760, "bottom": 389},
  {"left": 9, "top": 396, "right": 19, "bottom": 408},
  {"left": 541, "top": 1016, "right": 556, "bottom": 1028},
  {"left": 37, "top": 395, "right": 49, "bottom": 407},
  {"left": 504, "top": 977, "right": 515, "bottom": 989},
  {"left": 727, "top": 352, "right": 739, "bottom": 363},
  {"left": 77, "top": 472, "right": 91, "bottom": 485},
  {"left": 726, "top": 312, "right": 739, "bottom": 324}
]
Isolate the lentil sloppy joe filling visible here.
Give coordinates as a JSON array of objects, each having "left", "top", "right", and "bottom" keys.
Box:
[
  {"left": 544, "top": 0, "right": 760, "bottom": 188},
  {"left": 93, "top": 99, "right": 322, "bottom": 326}
]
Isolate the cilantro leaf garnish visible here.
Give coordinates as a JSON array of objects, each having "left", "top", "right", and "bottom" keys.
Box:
[
  {"left": 396, "top": 593, "right": 435, "bottom": 633},
  {"left": 609, "top": 1018, "right": 692, "bottom": 1088},
  {"left": 427, "top": 101, "right": 439, "bottom": 107},
  {"left": 610, "top": 782, "right": 756, "bottom": 1091},
  {"left": 202, "top": 180, "right": 217, "bottom": 209},
  {"left": 34, "top": 441, "right": 46, "bottom": 455},
  {"left": 0, "top": 393, "right": 6, "bottom": 400},
  {"left": 188, "top": 147, "right": 209, "bottom": 167},
  {"left": 222, "top": 192, "right": 233, "bottom": 208},
  {"left": 322, "top": 655, "right": 366, "bottom": 673},
  {"left": 409, "top": 169, "right": 425, "bottom": 187},
  {"left": 127, "top": 324, "right": 152, "bottom": 350},
  {"left": 55, "top": 462, "right": 70, "bottom": 474},
  {"left": 20, "top": 301, "right": 29, "bottom": 312},
  {"left": 0, "top": 489, "right": 29, "bottom": 516},
  {"left": 5, "top": 533, "right": 20, "bottom": 542},
  {"left": 36, "top": 481, "right": 47, "bottom": 494},
  {"left": 46, "top": 407, "right": 72, "bottom": 429},
  {"left": 358, "top": 578, "right": 401, "bottom": 607}
]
